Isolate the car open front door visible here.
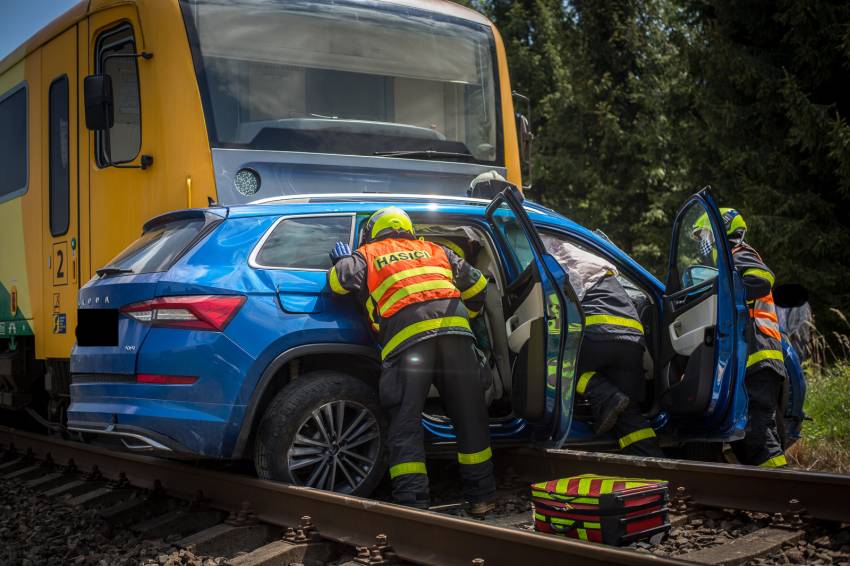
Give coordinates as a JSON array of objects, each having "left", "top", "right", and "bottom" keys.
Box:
[
  {"left": 485, "top": 188, "right": 583, "bottom": 441},
  {"left": 659, "top": 189, "right": 746, "bottom": 436}
]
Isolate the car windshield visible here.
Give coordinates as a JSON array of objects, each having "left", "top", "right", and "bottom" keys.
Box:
[
  {"left": 180, "top": 0, "right": 501, "bottom": 164},
  {"left": 102, "top": 217, "right": 207, "bottom": 275}
]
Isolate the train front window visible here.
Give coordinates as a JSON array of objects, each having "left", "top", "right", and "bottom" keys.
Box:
[{"left": 181, "top": 0, "right": 501, "bottom": 165}]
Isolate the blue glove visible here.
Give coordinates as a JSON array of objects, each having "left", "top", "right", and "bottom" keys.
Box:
[{"left": 329, "top": 241, "right": 352, "bottom": 264}]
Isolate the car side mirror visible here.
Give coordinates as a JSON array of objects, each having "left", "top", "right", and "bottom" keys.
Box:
[
  {"left": 683, "top": 265, "right": 718, "bottom": 288},
  {"left": 84, "top": 74, "right": 114, "bottom": 132}
]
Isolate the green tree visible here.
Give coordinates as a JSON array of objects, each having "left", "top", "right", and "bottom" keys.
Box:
[{"left": 683, "top": 0, "right": 850, "bottom": 329}]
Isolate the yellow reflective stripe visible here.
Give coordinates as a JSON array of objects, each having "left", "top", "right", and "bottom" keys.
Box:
[
  {"left": 618, "top": 427, "right": 656, "bottom": 449},
  {"left": 577, "top": 477, "right": 593, "bottom": 495},
  {"left": 468, "top": 309, "right": 481, "bottom": 319},
  {"left": 379, "top": 279, "right": 457, "bottom": 316},
  {"left": 577, "top": 528, "right": 588, "bottom": 540},
  {"left": 576, "top": 371, "right": 596, "bottom": 395},
  {"left": 531, "top": 490, "right": 554, "bottom": 500},
  {"left": 759, "top": 454, "right": 788, "bottom": 468},
  {"left": 600, "top": 479, "right": 615, "bottom": 494},
  {"left": 389, "top": 461, "right": 427, "bottom": 478},
  {"left": 746, "top": 349, "right": 784, "bottom": 368},
  {"left": 381, "top": 316, "right": 471, "bottom": 360},
  {"left": 371, "top": 266, "right": 454, "bottom": 303},
  {"left": 585, "top": 314, "right": 644, "bottom": 333},
  {"left": 743, "top": 267, "right": 775, "bottom": 287},
  {"left": 365, "top": 297, "right": 379, "bottom": 332},
  {"left": 328, "top": 266, "right": 349, "bottom": 295},
  {"left": 555, "top": 477, "right": 570, "bottom": 494},
  {"left": 461, "top": 274, "right": 487, "bottom": 300},
  {"left": 436, "top": 239, "right": 465, "bottom": 259},
  {"left": 457, "top": 446, "right": 492, "bottom": 465}
]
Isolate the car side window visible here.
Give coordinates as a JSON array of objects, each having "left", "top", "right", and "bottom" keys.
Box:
[
  {"left": 489, "top": 204, "right": 535, "bottom": 282},
  {"left": 676, "top": 202, "right": 720, "bottom": 289},
  {"left": 254, "top": 215, "right": 354, "bottom": 270}
]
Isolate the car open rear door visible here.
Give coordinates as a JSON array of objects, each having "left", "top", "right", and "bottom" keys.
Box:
[
  {"left": 485, "top": 187, "right": 583, "bottom": 442},
  {"left": 659, "top": 188, "right": 746, "bottom": 436}
]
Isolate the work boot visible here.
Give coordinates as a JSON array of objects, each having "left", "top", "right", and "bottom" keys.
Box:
[
  {"left": 591, "top": 389, "right": 629, "bottom": 434},
  {"left": 467, "top": 498, "right": 496, "bottom": 516}
]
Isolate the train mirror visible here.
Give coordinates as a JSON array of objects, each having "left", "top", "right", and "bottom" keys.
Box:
[
  {"left": 84, "top": 74, "right": 114, "bottom": 132},
  {"left": 512, "top": 91, "right": 534, "bottom": 191}
]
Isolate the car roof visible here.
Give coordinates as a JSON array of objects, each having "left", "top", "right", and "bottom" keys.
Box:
[{"left": 221, "top": 193, "right": 661, "bottom": 286}]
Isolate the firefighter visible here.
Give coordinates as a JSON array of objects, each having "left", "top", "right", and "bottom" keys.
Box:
[
  {"left": 328, "top": 207, "right": 496, "bottom": 514},
  {"left": 693, "top": 209, "right": 787, "bottom": 468},
  {"left": 542, "top": 235, "right": 664, "bottom": 457}
]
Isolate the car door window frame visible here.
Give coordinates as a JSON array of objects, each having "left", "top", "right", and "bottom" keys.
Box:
[{"left": 248, "top": 213, "right": 356, "bottom": 271}]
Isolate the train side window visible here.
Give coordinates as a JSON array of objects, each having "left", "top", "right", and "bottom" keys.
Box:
[
  {"left": 49, "top": 76, "right": 70, "bottom": 236},
  {"left": 95, "top": 24, "right": 141, "bottom": 166},
  {"left": 0, "top": 84, "right": 28, "bottom": 202}
]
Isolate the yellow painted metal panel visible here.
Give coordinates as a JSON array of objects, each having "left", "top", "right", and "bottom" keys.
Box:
[
  {"left": 87, "top": 2, "right": 216, "bottom": 279},
  {"left": 492, "top": 24, "right": 522, "bottom": 188},
  {"left": 0, "top": 61, "right": 31, "bottom": 335},
  {"left": 41, "top": 26, "right": 80, "bottom": 358}
]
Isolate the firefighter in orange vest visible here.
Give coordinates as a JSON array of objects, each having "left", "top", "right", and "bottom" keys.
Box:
[
  {"left": 693, "top": 208, "right": 787, "bottom": 468},
  {"left": 328, "top": 207, "right": 496, "bottom": 513}
]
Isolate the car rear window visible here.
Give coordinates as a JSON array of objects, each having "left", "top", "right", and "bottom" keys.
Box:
[
  {"left": 104, "top": 217, "right": 207, "bottom": 275},
  {"left": 254, "top": 215, "right": 354, "bottom": 270}
]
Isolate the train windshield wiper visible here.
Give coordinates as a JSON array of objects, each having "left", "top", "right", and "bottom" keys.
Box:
[
  {"left": 373, "top": 150, "right": 475, "bottom": 161},
  {"left": 96, "top": 267, "right": 135, "bottom": 277}
]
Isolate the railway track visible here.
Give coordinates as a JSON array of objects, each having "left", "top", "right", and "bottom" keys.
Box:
[{"left": 1, "top": 426, "right": 848, "bottom": 565}]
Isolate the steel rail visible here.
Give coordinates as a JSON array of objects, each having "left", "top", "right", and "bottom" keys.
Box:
[
  {"left": 504, "top": 447, "right": 850, "bottom": 523},
  {"left": 0, "top": 427, "right": 686, "bottom": 566}
]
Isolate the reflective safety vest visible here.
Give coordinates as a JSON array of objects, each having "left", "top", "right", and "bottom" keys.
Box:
[
  {"left": 580, "top": 275, "right": 645, "bottom": 345},
  {"left": 732, "top": 245, "right": 786, "bottom": 375},
  {"left": 746, "top": 292, "right": 785, "bottom": 370},
  {"left": 359, "top": 238, "right": 461, "bottom": 319}
]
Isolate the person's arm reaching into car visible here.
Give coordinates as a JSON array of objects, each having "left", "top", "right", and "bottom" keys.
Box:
[{"left": 441, "top": 246, "right": 487, "bottom": 318}]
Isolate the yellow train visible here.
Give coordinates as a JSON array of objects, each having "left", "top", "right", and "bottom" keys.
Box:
[{"left": 0, "top": 0, "right": 528, "bottom": 423}]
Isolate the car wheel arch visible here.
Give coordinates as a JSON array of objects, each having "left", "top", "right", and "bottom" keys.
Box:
[{"left": 231, "top": 343, "right": 380, "bottom": 459}]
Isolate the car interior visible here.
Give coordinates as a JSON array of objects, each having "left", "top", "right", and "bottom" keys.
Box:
[
  {"left": 411, "top": 219, "right": 671, "bottom": 430},
  {"left": 363, "top": 206, "right": 721, "bottom": 434}
]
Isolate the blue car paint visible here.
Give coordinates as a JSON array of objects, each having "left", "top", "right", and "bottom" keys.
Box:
[{"left": 69, "top": 196, "right": 806, "bottom": 458}]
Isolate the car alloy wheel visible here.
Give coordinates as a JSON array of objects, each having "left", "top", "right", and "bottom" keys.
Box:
[{"left": 287, "top": 400, "right": 381, "bottom": 494}]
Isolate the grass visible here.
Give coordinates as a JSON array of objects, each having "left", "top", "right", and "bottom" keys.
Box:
[
  {"left": 787, "top": 362, "right": 850, "bottom": 473},
  {"left": 786, "top": 312, "right": 850, "bottom": 473}
]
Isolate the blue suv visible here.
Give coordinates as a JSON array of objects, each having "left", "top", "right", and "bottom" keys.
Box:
[{"left": 69, "top": 188, "right": 806, "bottom": 496}]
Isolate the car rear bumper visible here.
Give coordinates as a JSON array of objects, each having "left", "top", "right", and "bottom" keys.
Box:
[
  {"left": 67, "top": 419, "right": 193, "bottom": 454},
  {"left": 67, "top": 390, "right": 246, "bottom": 459}
]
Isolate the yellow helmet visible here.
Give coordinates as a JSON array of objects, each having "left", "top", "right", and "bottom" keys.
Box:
[
  {"left": 692, "top": 208, "right": 747, "bottom": 240},
  {"left": 364, "top": 207, "right": 415, "bottom": 242}
]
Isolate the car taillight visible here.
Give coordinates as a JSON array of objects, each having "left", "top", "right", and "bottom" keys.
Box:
[{"left": 120, "top": 295, "right": 245, "bottom": 331}]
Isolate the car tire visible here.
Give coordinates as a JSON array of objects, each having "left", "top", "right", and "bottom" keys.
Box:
[{"left": 254, "top": 371, "right": 387, "bottom": 497}]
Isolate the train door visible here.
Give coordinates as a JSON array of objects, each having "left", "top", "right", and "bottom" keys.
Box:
[
  {"left": 41, "top": 27, "right": 79, "bottom": 359},
  {"left": 85, "top": 10, "right": 148, "bottom": 276}
]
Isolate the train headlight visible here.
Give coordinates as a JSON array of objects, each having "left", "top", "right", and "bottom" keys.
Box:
[{"left": 234, "top": 168, "right": 260, "bottom": 196}]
